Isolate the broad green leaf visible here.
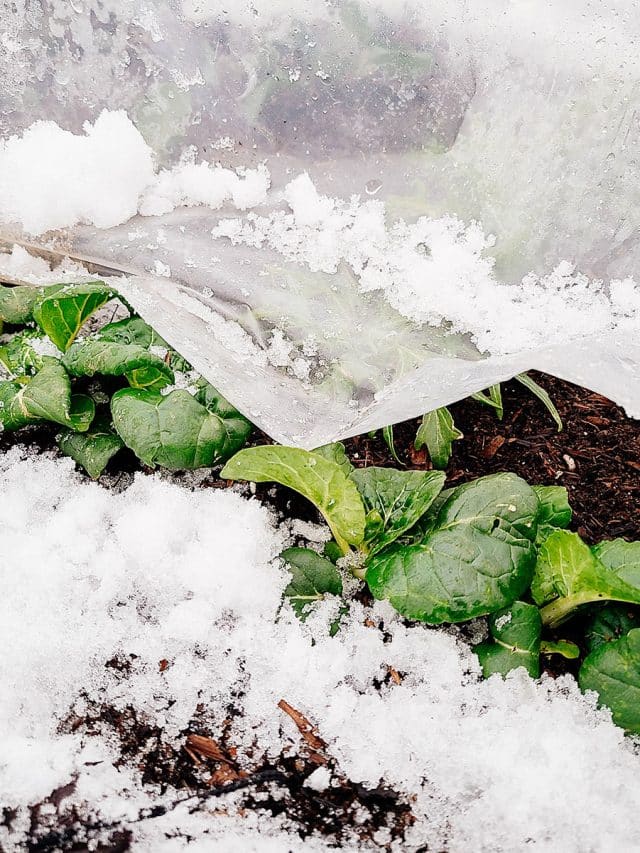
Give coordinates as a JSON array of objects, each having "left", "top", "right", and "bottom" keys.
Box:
[
  {"left": 579, "top": 628, "right": 640, "bottom": 734},
  {"left": 0, "top": 284, "right": 43, "bottom": 323},
  {"left": 533, "top": 485, "right": 572, "bottom": 545},
  {"left": 0, "top": 359, "right": 94, "bottom": 432},
  {"left": 281, "top": 547, "right": 343, "bottom": 619},
  {"left": 111, "top": 388, "right": 249, "bottom": 470},
  {"left": 475, "top": 601, "right": 541, "bottom": 678},
  {"left": 592, "top": 539, "right": 640, "bottom": 590},
  {"left": 533, "top": 531, "right": 640, "bottom": 627},
  {"left": 58, "top": 417, "right": 124, "bottom": 479},
  {"left": 194, "top": 380, "right": 248, "bottom": 422},
  {"left": 63, "top": 340, "right": 174, "bottom": 390},
  {"left": 515, "top": 373, "right": 563, "bottom": 432},
  {"left": 221, "top": 446, "right": 366, "bottom": 551},
  {"left": 312, "top": 442, "right": 354, "bottom": 478},
  {"left": 98, "top": 316, "right": 191, "bottom": 372},
  {"left": 0, "top": 330, "right": 50, "bottom": 376},
  {"left": 471, "top": 384, "right": 504, "bottom": 419},
  {"left": 414, "top": 407, "right": 463, "bottom": 469},
  {"left": 350, "top": 466, "right": 445, "bottom": 555},
  {"left": 365, "top": 473, "right": 538, "bottom": 624},
  {"left": 33, "top": 282, "right": 116, "bottom": 351},
  {"left": 585, "top": 604, "right": 640, "bottom": 653}
]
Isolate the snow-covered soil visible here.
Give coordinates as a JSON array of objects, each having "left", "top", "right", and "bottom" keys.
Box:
[{"left": 2, "top": 447, "right": 640, "bottom": 851}]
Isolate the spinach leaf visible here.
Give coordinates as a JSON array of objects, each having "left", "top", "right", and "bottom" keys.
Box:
[
  {"left": 63, "top": 340, "right": 174, "bottom": 390},
  {"left": 585, "top": 604, "right": 640, "bottom": 653},
  {"left": 221, "top": 446, "right": 366, "bottom": 553},
  {"left": 98, "top": 316, "right": 191, "bottom": 372},
  {"left": 592, "top": 539, "right": 640, "bottom": 590},
  {"left": 475, "top": 601, "right": 542, "bottom": 678},
  {"left": 365, "top": 473, "right": 538, "bottom": 623},
  {"left": 350, "top": 467, "right": 445, "bottom": 555},
  {"left": 532, "top": 531, "right": 640, "bottom": 627},
  {"left": 0, "top": 284, "right": 44, "bottom": 323},
  {"left": 58, "top": 417, "right": 124, "bottom": 479},
  {"left": 414, "top": 407, "right": 463, "bottom": 469},
  {"left": 533, "top": 485, "right": 572, "bottom": 544},
  {"left": 111, "top": 388, "right": 249, "bottom": 470},
  {"left": 312, "top": 442, "right": 355, "bottom": 477},
  {"left": 0, "top": 330, "right": 50, "bottom": 376},
  {"left": 540, "top": 639, "right": 580, "bottom": 659},
  {"left": 0, "top": 359, "right": 94, "bottom": 431},
  {"left": 281, "top": 547, "right": 343, "bottom": 619},
  {"left": 33, "top": 282, "right": 116, "bottom": 351},
  {"left": 579, "top": 628, "right": 640, "bottom": 734}
]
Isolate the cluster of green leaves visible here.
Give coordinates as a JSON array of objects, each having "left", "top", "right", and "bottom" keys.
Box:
[
  {"left": 414, "top": 374, "right": 563, "bottom": 470},
  {"left": 0, "top": 282, "right": 252, "bottom": 477},
  {"left": 221, "top": 443, "right": 640, "bottom": 735}
]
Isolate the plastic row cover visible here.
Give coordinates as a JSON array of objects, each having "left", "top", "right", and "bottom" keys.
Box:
[{"left": 1, "top": 0, "right": 639, "bottom": 446}]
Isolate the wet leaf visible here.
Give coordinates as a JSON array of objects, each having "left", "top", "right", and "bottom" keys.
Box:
[
  {"left": 579, "top": 628, "right": 640, "bottom": 734},
  {"left": 281, "top": 547, "right": 343, "bottom": 619},
  {"left": 33, "top": 282, "right": 116, "bottom": 351},
  {"left": 475, "top": 601, "right": 541, "bottom": 678},
  {"left": 63, "top": 340, "right": 174, "bottom": 390},
  {"left": 533, "top": 485, "right": 572, "bottom": 544},
  {"left": 58, "top": 417, "right": 124, "bottom": 478}
]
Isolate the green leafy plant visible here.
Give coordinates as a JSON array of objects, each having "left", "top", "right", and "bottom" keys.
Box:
[
  {"left": 281, "top": 547, "right": 343, "bottom": 618},
  {"left": 58, "top": 417, "right": 124, "bottom": 479},
  {"left": 33, "top": 282, "right": 116, "bottom": 351},
  {"left": 475, "top": 602, "right": 542, "bottom": 678},
  {"left": 579, "top": 628, "right": 640, "bottom": 734}
]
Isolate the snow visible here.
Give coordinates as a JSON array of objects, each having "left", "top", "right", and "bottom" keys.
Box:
[{"left": 2, "top": 448, "right": 640, "bottom": 850}]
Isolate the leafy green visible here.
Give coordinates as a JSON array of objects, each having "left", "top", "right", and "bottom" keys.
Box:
[
  {"left": 33, "top": 282, "right": 116, "bottom": 351},
  {"left": 0, "top": 284, "right": 43, "bottom": 324},
  {"left": 592, "top": 539, "right": 640, "bottom": 590},
  {"left": 471, "top": 384, "right": 504, "bottom": 419},
  {"left": 533, "top": 485, "right": 572, "bottom": 544},
  {"left": 515, "top": 373, "right": 563, "bottom": 432},
  {"left": 585, "top": 604, "right": 640, "bottom": 653},
  {"left": 58, "top": 417, "right": 124, "bottom": 479},
  {"left": 539, "top": 639, "right": 580, "bottom": 659},
  {"left": 98, "top": 315, "right": 191, "bottom": 371},
  {"left": 365, "top": 473, "right": 538, "bottom": 623},
  {"left": 0, "top": 360, "right": 94, "bottom": 431},
  {"left": 579, "top": 628, "right": 640, "bottom": 734},
  {"left": 475, "top": 601, "right": 542, "bottom": 678},
  {"left": 0, "top": 330, "right": 49, "bottom": 376},
  {"left": 350, "top": 467, "right": 445, "bottom": 555},
  {"left": 382, "top": 425, "right": 404, "bottom": 466},
  {"left": 414, "top": 407, "right": 463, "bottom": 469},
  {"left": 533, "top": 531, "right": 640, "bottom": 627},
  {"left": 221, "top": 446, "right": 366, "bottom": 553},
  {"left": 63, "top": 340, "right": 174, "bottom": 390},
  {"left": 111, "top": 388, "right": 250, "bottom": 470},
  {"left": 281, "top": 547, "right": 343, "bottom": 618},
  {"left": 313, "top": 442, "right": 355, "bottom": 477}
]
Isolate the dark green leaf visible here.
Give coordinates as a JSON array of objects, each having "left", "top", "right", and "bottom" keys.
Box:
[
  {"left": 98, "top": 316, "right": 192, "bottom": 372},
  {"left": 579, "top": 628, "right": 640, "bottom": 733},
  {"left": 350, "top": 466, "right": 445, "bottom": 554},
  {"left": 281, "top": 547, "right": 343, "bottom": 619},
  {"left": 533, "top": 485, "right": 572, "bottom": 545},
  {"left": 0, "top": 360, "right": 94, "bottom": 431},
  {"left": 592, "top": 539, "right": 640, "bottom": 590},
  {"left": 63, "top": 340, "right": 174, "bottom": 390},
  {"left": 585, "top": 604, "right": 640, "bottom": 653},
  {"left": 414, "top": 407, "right": 463, "bottom": 469},
  {"left": 365, "top": 473, "right": 538, "bottom": 623},
  {"left": 533, "top": 531, "right": 640, "bottom": 627},
  {"left": 33, "top": 282, "right": 116, "bottom": 351},
  {"left": 111, "top": 388, "right": 250, "bottom": 470},
  {"left": 221, "top": 446, "right": 366, "bottom": 552},
  {"left": 382, "top": 425, "right": 404, "bottom": 466},
  {"left": 58, "top": 417, "right": 124, "bottom": 479},
  {"left": 475, "top": 601, "right": 541, "bottom": 678}
]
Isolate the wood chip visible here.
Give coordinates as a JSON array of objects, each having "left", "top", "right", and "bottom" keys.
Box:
[
  {"left": 481, "top": 435, "right": 505, "bottom": 460},
  {"left": 387, "top": 666, "right": 402, "bottom": 686},
  {"left": 278, "top": 699, "right": 327, "bottom": 754},
  {"left": 186, "top": 734, "right": 235, "bottom": 766}
]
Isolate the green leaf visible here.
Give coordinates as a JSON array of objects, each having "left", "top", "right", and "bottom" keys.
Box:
[
  {"left": 0, "top": 360, "right": 94, "bottom": 432},
  {"left": 350, "top": 467, "right": 445, "bottom": 555},
  {"left": 414, "top": 407, "right": 463, "bottom": 469},
  {"left": 515, "top": 373, "right": 563, "bottom": 432},
  {"left": 221, "top": 446, "right": 366, "bottom": 552},
  {"left": 475, "top": 601, "right": 542, "bottom": 678},
  {"left": 312, "top": 442, "right": 354, "bottom": 477},
  {"left": 281, "top": 547, "right": 343, "bottom": 619},
  {"left": 533, "top": 531, "right": 640, "bottom": 627},
  {"left": 98, "top": 316, "right": 192, "bottom": 373},
  {"left": 111, "top": 388, "right": 250, "bottom": 470},
  {"left": 33, "top": 282, "right": 116, "bottom": 351},
  {"left": 539, "top": 639, "right": 580, "bottom": 659},
  {"left": 63, "top": 340, "right": 174, "bottom": 390},
  {"left": 533, "top": 485, "right": 572, "bottom": 544},
  {"left": 382, "top": 425, "right": 404, "bottom": 466},
  {"left": 471, "top": 384, "right": 504, "bottom": 419},
  {"left": 365, "top": 473, "right": 538, "bottom": 624},
  {"left": 585, "top": 604, "right": 640, "bottom": 653},
  {"left": 579, "top": 628, "right": 640, "bottom": 734},
  {"left": 0, "top": 284, "right": 42, "bottom": 323},
  {"left": 0, "top": 330, "right": 51, "bottom": 376},
  {"left": 592, "top": 539, "right": 640, "bottom": 590},
  {"left": 58, "top": 417, "right": 124, "bottom": 479}
]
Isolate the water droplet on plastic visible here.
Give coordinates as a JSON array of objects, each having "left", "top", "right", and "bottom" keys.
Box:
[{"left": 365, "top": 179, "right": 382, "bottom": 196}]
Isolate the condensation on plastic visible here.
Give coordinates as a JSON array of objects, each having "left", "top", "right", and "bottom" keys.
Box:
[{"left": 1, "top": 0, "right": 639, "bottom": 447}]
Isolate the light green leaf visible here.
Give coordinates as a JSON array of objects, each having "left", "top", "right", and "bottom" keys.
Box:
[
  {"left": 33, "top": 282, "right": 116, "bottom": 351},
  {"left": 475, "top": 601, "right": 541, "bottom": 678},
  {"left": 0, "top": 359, "right": 94, "bottom": 432},
  {"left": 365, "top": 473, "right": 538, "bottom": 623},
  {"left": 471, "top": 384, "right": 504, "bottom": 419},
  {"left": 312, "top": 442, "right": 354, "bottom": 478},
  {"left": 63, "top": 340, "right": 174, "bottom": 390},
  {"left": 539, "top": 639, "right": 580, "bottom": 659},
  {"left": 533, "top": 485, "right": 572, "bottom": 544},
  {"left": 414, "top": 407, "right": 463, "bottom": 469},
  {"left": 579, "top": 628, "right": 640, "bottom": 733},
  {"left": 0, "top": 330, "right": 52, "bottom": 376},
  {"left": 382, "top": 425, "right": 404, "bottom": 466},
  {"left": 592, "top": 539, "right": 640, "bottom": 590},
  {"left": 0, "top": 284, "right": 43, "bottom": 323},
  {"left": 585, "top": 604, "right": 640, "bottom": 654},
  {"left": 350, "top": 466, "right": 445, "bottom": 554},
  {"left": 58, "top": 417, "right": 124, "bottom": 479},
  {"left": 111, "top": 388, "right": 250, "bottom": 470},
  {"left": 515, "top": 373, "right": 563, "bottom": 432},
  {"left": 98, "top": 315, "right": 192, "bottom": 372},
  {"left": 221, "top": 446, "right": 366, "bottom": 552},
  {"left": 281, "top": 547, "right": 343, "bottom": 619},
  {"left": 533, "top": 531, "right": 640, "bottom": 627}
]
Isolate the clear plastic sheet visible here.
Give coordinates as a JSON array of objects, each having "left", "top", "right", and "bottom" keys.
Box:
[{"left": 1, "top": 0, "right": 639, "bottom": 447}]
